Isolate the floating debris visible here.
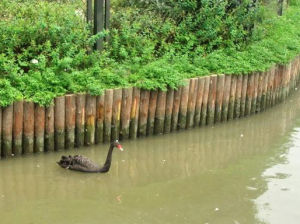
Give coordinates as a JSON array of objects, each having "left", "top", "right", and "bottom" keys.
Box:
[
  {"left": 215, "top": 208, "right": 220, "bottom": 211},
  {"left": 240, "top": 134, "right": 244, "bottom": 138}
]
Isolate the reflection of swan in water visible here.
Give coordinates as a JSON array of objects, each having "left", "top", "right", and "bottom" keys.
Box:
[{"left": 57, "top": 140, "right": 124, "bottom": 173}]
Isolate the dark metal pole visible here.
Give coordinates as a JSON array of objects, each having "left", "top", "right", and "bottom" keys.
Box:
[
  {"left": 105, "top": 0, "right": 110, "bottom": 41},
  {"left": 94, "top": 0, "right": 104, "bottom": 51}
]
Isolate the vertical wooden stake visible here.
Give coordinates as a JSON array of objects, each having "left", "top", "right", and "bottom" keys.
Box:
[
  {"left": 215, "top": 75, "right": 225, "bottom": 123},
  {"left": 65, "top": 94, "right": 76, "bottom": 149},
  {"left": 104, "top": 89, "right": 113, "bottom": 143},
  {"left": 45, "top": 105, "right": 54, "bottom": 152},
  {"left": 54, "top": 96, "right": 65, "bottom": 150},
  {"left": 186, "top": 78, "right": 198, "bottom": 128},
  {"left": 207, "top": 75, "right": 217, "bottom": 125},
  {"left": 194, "top": 77, "right": 205, "bottom": 126},
  {"left": 240, "top": 74, "right": 248, "bottom": 117},
  {"left": 154, "top": 90, "right": 167, "bottom": 134},
  {"left": 234, "top": 75, "right": 243, "bottom": 118},
  {"left": 75, "top": 94, "right": 86, "bottom": 147},
  {"left": 13, "top": 101, "right": 23, "bottom": 155},
  {"left": 228, "top": 75, "right": 237, "bottom": 120},
  {"left": 34, "top": 104, "right": 45, "bottom": 153},
  {"left": 178, "top": 81, "right": 190, "bottom": 129},
  {"left": 261, "top": 71, "right": 269, "bottom": 111},
  {"left": 147, "top": 90, "right": 158, "bottom": 135},
  {"left": 129, "top": 87, "right": 140, "bottom": 139},
  {"left": 2, "top": 105, "right": 13, "bottom": 157},
  {"left": 251, "top": 72, "right": 259, "bottom": 114},
  {"left": 256, "top": 72, "right": 263, "bottom": 113},
  {"left": 200, "top": 76, "right": 210, "bottom": 125},
  {"left": 164, "top": 89, "right": 174, "bottom": 134},
  {"left": 85, "top": 94, "right": 96, "bottom": 145},
  {"left": 23, "top": 102, "right": 34, "bottom": 154},
  {"left": 245, "top": 73, "right": 254, "bottom": 116},
  {"left": 111, "top": 89, "right": 122, "bottom": 141},
  {"left": 95, "top": 94, "right": 105, "bottom": 144},
  {"left": 171, "top": 88, "right": 182, "bottom": 131},
  {"left": 121, "top": 88, "right": 133, "bottom": 139},
  {"left": 221, "top": 75, "right": 231, "bottom": 121},
  {"left": 0, "top": 108, "right": 2, "bottom": 158}
]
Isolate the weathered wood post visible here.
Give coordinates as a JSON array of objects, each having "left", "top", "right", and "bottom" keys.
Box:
[
  {"left": 65, "top": 94, "right": 76, "bottom": 149},
  {"left": 261, "top": 71, "right": 269, "bottom": 111},
  {"left": 2, "top": 105, "right": 13, "bottom": 157},
  {"left": 13, "top": 101, "right": 23, "bottom": 155},
  {"left": 207, "top": 75, "right": 217, "bottom": 125},
  {"left": 194, "top": 77, "right": 205, "bottom": 126},
  {"left": 85, "top": 94, "right": 96, "bottom": 145},
  {"left": 23, "top": 102, "right": 34, "bottom": 154},
  {"left": 245, "top": 73, "right": 254, "bottom": 116},
  {"left": 54, "top": 96, "right": 65, "bottom": 150},
  {"left": 186, "top": 78, "right": 198, "bottom": 128},
  {"left": 200, "top": 76, "right": 210, "bottom": 125},
  {"left": 164, "top": 89, "right": 174, "bottom": 134},
  {"left": 121, "top": 88, "right": 133, "bottom": 139},
  {"left": 256, "top": 72, "right": 263, "bottom": 113},
  {"left": 129, "top": 87, "right": 140, "bottom": 139},
  {"left": 251, "top": 72, "right": 259, "bottom": 114},
  {"left": 75, "top": 94, "right": 86, "bottom": 147},
  {"left": 171, "top": 87, "right": 182, "bottom": 131},
  {"left": 240, "top": 74, "right": 248, "bottom": 117},
  {"left": 147, "top": 90, "right": 158, "bottom": 135},
  {"left": 111, "top": 89, "right": 122, "bottom": 140},
  {"left": 0, "top": 108, "right": 1, "bottom": 157},
  {"left": 104, "top": 89, "right": 113, "bottom": 142},
  {"left": 221, "top": 75, "right": 231, "bottom": 121},
  {"left": 178, "top": 80, "right": 190, "bottom": 129},
  {"left": 154, "top": 90, "right": 166, "bottom": 134},
  {"left": 95, "top": 95, "right": 105, "bottom": 143},
  {"left": 215, "top": 75, "right": 225, "bottom": 123},
  {"left": 234, "top": 75, "right": 243, "bottom": 118},
  {"left": 34, "top": 104, "right": 45, "bottom": 153},
  {"left": 45, "top": 105, "right": 54, "bottom": 152},
  {"left": 228, "top": 75, "right": 237, "bottom": 120}
]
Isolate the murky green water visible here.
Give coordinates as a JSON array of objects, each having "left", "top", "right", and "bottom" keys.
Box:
[{"left": 1, "top": 91, "right": 300, "bottom": 224}]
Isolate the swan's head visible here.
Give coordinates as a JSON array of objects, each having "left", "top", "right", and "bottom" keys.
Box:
[{"left": 113, "top": 140, "right": 124, "bottom": 151}]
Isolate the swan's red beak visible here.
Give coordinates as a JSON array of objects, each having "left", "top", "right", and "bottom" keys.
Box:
[{"left": 117, "top": 144, "right": 124, "bottom": 151}]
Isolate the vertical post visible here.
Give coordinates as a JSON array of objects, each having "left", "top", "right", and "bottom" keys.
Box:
[
  {"left": 13, "top": 101, "right": 23, "bottom": 155},
  {"left": 207, "top": 75, "right": 217, "bottom": 125},
  {"left": 94, "top": 0, "right": 104, "bottom": 51},
  {"left": 215, "top": 75, "right": 225, "bottom": 123},
  {"left": 129, "top": 87, "right": 140, "bottom": 139},
  {"left": 178, "top": 81, "right": 190, "bottom": 129},
  {"left": 154, "top": 90, "right": 166, "bottom": 135},
  {"left": 111, "top": 89, "right": 122, "bottom": 141},
  {"left": 65, "top": 94, "right": 76, "bottom": 149},
  {"left": 278, "top": 0, "right": 283, "bottom": 16},
  {"left": 95, "top": 95, "right": 105, "bottom": 143},
  {"left": 261, "top": 71, "right": 269, "bottom": 111},
  {"left": 0, "top": 108, "right": 1, "bottom": 158},
  {"left": 34, "top": 104, "right": 45, "bottom": 153},
  {"left": 23, "top": 102, "right": 34, "bottom": 154},
  {"left": 75, "top": 94, "right": 86, "bottom": 147},
  {"left": 228, "top": 75, "right": 237, "bottom": 120},
  {"left": 147, "top": 90, "right": 158, "bottom": 135},
  {"left": 121, "top": 88, "right": 133, "bottom": 139},
  {"left": 54, "top": 96, "right": 65, "bottom": 151},
  {"left": 240, "top": 74, "right": 248, "bottom": 117},
  {"left": 87, "top": 0, "right": 93, "bottom": 23},
  {"left": 45, "top": 105, "right": 54, "bottom": 152},
  {"left": 85, "top": 95, "right": 96, "bottom": 145},
  {"left": 104, "top": 89, "right": 113, "bottom": 143},
  {"left": 194, "top": 77, "right": 205, "bottom": 126},
  {"left": 256, "top": 72, "right": 263, "bottom": 113},
  {"left": 251, "top": 72, "right": 259, "bottom": 115},
  {"left": 171, "top": 87, "right": 182, "bottom": 131},
  {"left": 234, "top": 75, "right": 243, "bottom": 118},
  {"left": 200, "top": 76, "right": 210, "bottom": 125},
  {"left": 245, "top": 73, "right": 254, "bottom": 116},
  {"left": 164, "top": 89, "right": 174, "bottom": 134},
  {"left": 221, "top": 75, "right": 231, "bottom": 121},
  {"left": 2, "top": 105, "right": 13, "bottom": 157},
  {"left": 186, "top": 78, "right": 198, "bottom": 129}
]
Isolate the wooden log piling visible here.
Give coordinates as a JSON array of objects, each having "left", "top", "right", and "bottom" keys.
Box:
[
  {"left": 154, "top": 90, "right": 166, "bottom": 134},
  {"left": 45, "top": 105, "right": 54, "bottom": 152},
  {"left": 164, "top": 89, "right": 174, "bottom": 134},
  {"left": 111, "top": 89, "right": 122, "bottom": 141},
  {"left": 240, "top": 74, "right": 248, "bottom": 117},
  {"left": 147, "top": 90, "right": 158, "bottom": 135},
  {"left": 23, "top": 102, "right": 34, "bottom": 154},
  {"left": 85, "top": 95, "right": 96, "bottom": 145},
  {"left": 215, "top": 75, "right": 225, "bottom": 123},
  {"left": 245, "top": 73, "right": 254, "bottom": 116},
  {"left": 178, "top": 81, "right": 190, "bottom": 129},
  {"left": 186, "top": 78, "right": 198, "bottom": 128},
  {"left": 95, "top": 95, "right": 105, "bottom": 144},
  {"left": 234, "top": 75, "right": 243, "bottom": 118},
  {"left": 221, "top": 75, "right": 231, "bottom": 121},
  {"left": 171, "top": 88, "right": 181, "bottom": 131},
  {"left": 104, "top": 89, "right": 113, "bottom": 142},
  {"left": 251, "top": 72, "right": 259, "bottom": 115},
  {"left": 34, "top": 104, "right": 45, "bottom": 153},
  {"left": 2, "top": 105, "right": 13, "bottom": 157},
  {"left": 129, "top": 87, "right": 140, "bottom": 139},
  {"left": 228, "top": 75, "right": 237, "bottom": 120},
  {"left": 13, "top": 101, "right": 23, "bottom": 155},
  {"left": 54, "top": 96, "right": 65, "bottom": 150},
  {"left": 65, "top": 94, "right": 76, "bottom": 149},
  {"left": 200, "top": 76, "right": 210, "bottom": 125},
  {"left": 207, "top": 75, "right": 217, "bottom": 125},
  {"left": 194, "top": 77, "right": 205, "bottom": 126},
  {"left": 121, "top": 88, "right": 133, "bottom": 139}
]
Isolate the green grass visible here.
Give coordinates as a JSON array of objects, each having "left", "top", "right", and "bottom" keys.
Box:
[{"left": 0, "top": 0, "right": 300, "bottom": 106}]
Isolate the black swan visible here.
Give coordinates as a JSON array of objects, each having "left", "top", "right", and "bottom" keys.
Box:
[{"left": 57, "top": 140, "right": 124, "bottom": 173}]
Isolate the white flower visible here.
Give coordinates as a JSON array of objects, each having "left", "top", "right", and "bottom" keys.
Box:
[{"left": 31, "top": 59, "right": 39, "bottom": 64}]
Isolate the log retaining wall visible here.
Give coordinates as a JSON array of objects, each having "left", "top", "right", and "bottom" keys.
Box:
[{"left": 1, "top": 57, "right": 300, "bottom": 158}]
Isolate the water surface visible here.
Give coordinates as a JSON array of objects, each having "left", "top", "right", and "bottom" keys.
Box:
[{"left": 1, "top": 91, "right": 300, "bottom": 224}]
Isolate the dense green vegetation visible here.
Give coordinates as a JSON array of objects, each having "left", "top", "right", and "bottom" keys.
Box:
[{"left": 0, "top": 0, "right": 300, "bottom": 106}]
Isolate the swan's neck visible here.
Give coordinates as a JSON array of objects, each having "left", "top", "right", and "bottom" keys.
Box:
[{"left": 99, "top": 144, "right": 114, "bottom": 173}]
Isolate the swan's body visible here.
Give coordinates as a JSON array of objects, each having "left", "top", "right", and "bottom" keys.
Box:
[{"left": 57, "top": 140, "right": 123, "bottom": 173}]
